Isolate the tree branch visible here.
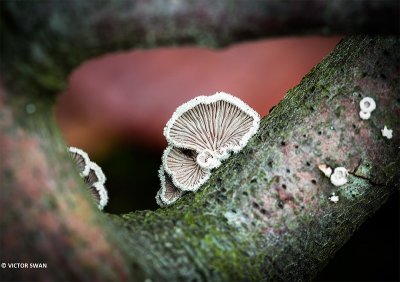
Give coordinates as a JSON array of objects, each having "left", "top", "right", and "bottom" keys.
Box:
[
  {"left": 1, "top": 36, "right": 399, "bottom": 281},
  {"left": 1, "top": 0, "right": 399, "bottom": 96}
]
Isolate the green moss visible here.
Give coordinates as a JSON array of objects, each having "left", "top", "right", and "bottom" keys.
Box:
[{"left": 338, "top": 180, "right": 365, "bottom": 200}]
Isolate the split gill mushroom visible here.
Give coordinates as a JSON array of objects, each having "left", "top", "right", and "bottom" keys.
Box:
[
  {"left": 68, "top": 147, "right": 109, "bottom": 210},
  {"left": 163, "top": 92, "right": 260, "bottom": 169},
  {"left": 157, "top": 92, "right": 260, "bottom": 206},
  {"left": 157, "top": 166, "right": 184, "bottom": 206},
  {"left": 162, "top": 146, "right": 210, "bottom": 192}
]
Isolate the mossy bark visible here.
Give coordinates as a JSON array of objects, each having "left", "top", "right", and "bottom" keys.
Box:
[{"left": 1, "top": 1, "right": 399, "bottom": 281}]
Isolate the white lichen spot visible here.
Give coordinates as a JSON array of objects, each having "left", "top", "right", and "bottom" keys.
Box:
[
  {"left": 318, "top": 164, "right": 332, "bottom": 177},
  {"left": 329, "top": 192, "right": 339, "bottom": 203},
  {"left": 359, "top": 97, "right": 376, "bottom": 113},
  {"left": 330, "top": 167, "right": 348, "bottom": 186},
  {"left": 359, "top": 110, "right": 371, "bottom": 120},
  {"left": 381, "top": 126, "right": 393, "bottom": 139},
  {"left": 224, "top": 210, "right": 248, "bottom": 228}
]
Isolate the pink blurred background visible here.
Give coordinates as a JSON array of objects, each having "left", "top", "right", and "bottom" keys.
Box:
[{"left": 56, "top": 36, "right": 341, "bottom": 157}]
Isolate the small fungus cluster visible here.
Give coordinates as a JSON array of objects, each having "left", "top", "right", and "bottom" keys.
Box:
[
  {"left": 156, "top": 92, "right": 260, "bottom": 206},
  {"left": 358, "top": 97, "right": 394, "bottom": 139},
  {"left": 318, "top": 164, "right": 349, "bottom": 188},
  {"left": 381, "top": 125, "right": 393, "bottom": 139},
  {"left": 359, "top": 97, "right": 376, "bottom": 120},
  {"left": 68, "top": 147, "right": 108, "bottom": 210},
  {"left": 328, "top": 192, "right": 339, "bottom": 203}
]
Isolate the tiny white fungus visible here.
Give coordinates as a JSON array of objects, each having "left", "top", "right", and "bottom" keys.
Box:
[
  {"left": 318, "top": 164, "right": 332, "bottom": 177},
  {"left": 157, "top": 166, "right": 183, "bottom": 206},
  {"left": 330, "top": 167, "right": 349, "bottom": 186},
  {"left": 381, "top": 126, "right": 393, "bottom": 139},
  {"left": 329, "top": 192, "right": 339, "bottom": 203},
  {"left": 162, "top": 146, "right": 210, "bottom": 191},
  {"left": 84, "top": 162, "right": 108, "bottom": 210},
  {"left": 359, "top": 110, "right": 371, "bottom": 120},
  {"left": 68, "top": 146, "right": 108, "bottom": 210},
  {"left": 359, "top": 97, "right": 376, "bottom": 113},
  {"left": 86, "top": 161, "right": 106, "bottom": 185},
  {"left": 155, "top": 190, "right": 166, "bottom": 207},
  {"left": 68, "top": 146, "right": 91, "bottom": 176},
  {"left": 92, "top": 182, "right": 108, "bottom": 210}
]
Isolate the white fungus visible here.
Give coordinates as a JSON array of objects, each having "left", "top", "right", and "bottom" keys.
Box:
[
  {"left": 318, "top": 164, "right": 333, "bottom": 177},
  {"left": 157, "top": 166, "right": 184, "bottom": 205},
  {"left": 84, "top": 161, "right": 108, "bottom": 210},
  {"left": 155, "top": 190, "right": 166, "bottom": 207},
  {"left": 359, "top": 97, "right": 376, "bottom": 113},
  {"left": 163, "top": 92, "right": 260, "bottom": 167},
  {"left": 68, "top": 146, "right": 108, "bottom": 210},
  {"left": 163, "top": 146, "right": 210, "bottom": 191},
  {"left": 359, "top": 97, "right": 376, "bottom": 120},
  {"left": 381, "top": 126, "right": 393, "bottom": 139},
  {"left": 92, "top": 182, "right": 109, "bottom": 210},
  {"left": 85, "top": 161, "right": 106, "bottom": 185},
  {"left": 330, "top": 167, "right": 349, "bottom": 187},
  {"left": 68, "top": 146, "right": 91, "bottom": 176},
  {"left": 157, "top": 92, "right": 260, "bottom": 206},
  {"left": 329, "top": 192, "right": 339, "bottom": 203},
  {"left": 359, "top": 110, "right": 371, "bottom": 120}
]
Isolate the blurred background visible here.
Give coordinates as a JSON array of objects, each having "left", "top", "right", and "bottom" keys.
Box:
[{"left": 54, "top": 36, "right": 398, "bottom": 280}]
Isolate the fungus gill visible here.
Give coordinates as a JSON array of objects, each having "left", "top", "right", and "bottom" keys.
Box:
[
  {"left": 68, "top": 147, "right": 108, "bottom": 210},
  {"left": 156, "top": 92, "right": 260, "bottom": 206}
]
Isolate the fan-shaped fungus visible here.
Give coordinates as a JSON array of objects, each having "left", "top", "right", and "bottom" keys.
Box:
[
  {"left": 164, "top": 92, "right": 260, "bottom": 168},
  {"left": 68, "top": 146, "right": 91, "bottom": 176},
  {"left": 68, "top": 147, "right": 108, "bottom": 210},
  {"left": 163, "top": 146, "right": 210, "bottom": 191},
  {"left": 157, "top": 92, "right": 260, "bottom": 206},
  {"left": 157, "top": 166, "right": 184, "bottom": 205}
]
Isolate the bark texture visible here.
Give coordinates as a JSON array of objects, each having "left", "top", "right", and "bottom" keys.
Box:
[{"left": 1, "top": 1, "right": 399, "bottom": 281}]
